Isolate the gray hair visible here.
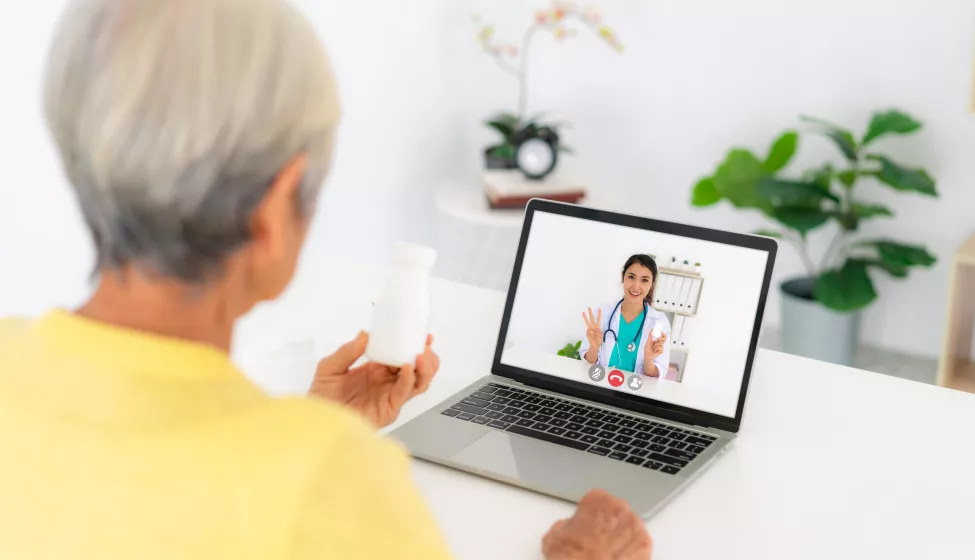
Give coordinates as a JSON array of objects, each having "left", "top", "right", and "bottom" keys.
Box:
[{"left": 43, "top": 0, "right": 340, "bottom": 282}]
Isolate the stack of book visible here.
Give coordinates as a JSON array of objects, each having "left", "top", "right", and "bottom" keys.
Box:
[{"left": 483, "top": 170, "right": 587, "bottom": 210}]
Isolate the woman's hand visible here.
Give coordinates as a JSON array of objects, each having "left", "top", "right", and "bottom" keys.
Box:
[
  {"left": 644, "top": 329, "right": 667, "bottom": 372},
  {"left": 309, "top": 332, "right": 439, "bottom": 428},
  {"left": 542, "top": 489, "right": 653, "bottom": 560},
  {"left": 582, "top": 307, "right": 603, "bottom": 351}
]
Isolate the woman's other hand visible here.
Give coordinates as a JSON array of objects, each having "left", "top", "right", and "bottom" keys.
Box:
[
  {"left": 582, "top": 307, "right": 603, "bottom": 351},
  {"left": 542, "top": 489, "right": 652, "bottom": 560},
  {"left": 645, "top": 331, "right": 666, "bottom": 361},
  {"left": 309, "top": 333, "right": 439, "bottom": 428}
]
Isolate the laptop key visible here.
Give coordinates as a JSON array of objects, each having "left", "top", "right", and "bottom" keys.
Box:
[
  {"left": 517, "top": 410, "right": 536, "bottom": 419},
  {"left": 457, "top": 412, "right": 477, "bottom": 421},
  {"left": 687, "top": 445, "right": 705, "bottom": 454},
  {"left": 571, "top": 407, "right": 588, "bottom": 415},
  {"left": 672, "top": 442, "right": 688, "bottom": 450},
  {"left": 566, "top": 423, "right": 584, "bottom": 431},
  {"left": 485, "top": 411, "right": 504, "bottom": 420},
  {"left": 471, "top": 416, "right": 490, "bottom": 425},
  {"left": 548, "top": 427, "right": 567, "bottom": 436},
  {"left": 652, "top": 428, "right": 669, "bottom": 436},
  {"left": 700, "top": 434, "right": 717, "bottom": 441},
  {"left": 494, "top": 390, "right": 512, "bottom": 397},
  {"left": 684, "top": 436, "right": 713, "bottom": 447},
  {"left": 516, "top": 418, "right": 535, "bottom": 427},
  {"left": 602, "top": 416, "right": 621, "bottom": 425},
  {"left": 535, "top": 415, "right": 553, "bottom": 424},
  {"left": 597, "top": 430, "right": 615, "bottom": 439},
  {"left": 502, "top": 406, "right": 520, "bottom": 415},
  {"left": 539, "top": 407, "right": 557, "bottom": 416},
  {"left": 598, "top": 438, "right": 616, "bottom": 448},
  {"left": 565, "top": 431, "right": 583, "bottom": 440},
  {"left": 555, "top": 403, "right": 574, "bottom": 412},
  {"left": 631, "top": 448, "right": 650, "bottom": 458},
  {"left": 586, "top": 411, "right": 606, "bottom": 420},
  {"left": 630, "top": 439, "right": 649, "bottom": 449},
  {"left": 533, "top": 421, "right": 550, "bottom": 430},
  {"left": 471, "top": 391, "right": 497, "bottom": 402},
  {"left": 486, "top": 403, "right": 506, "bottom": 412},
  {"left": 643, "top": 460, "right": 662, "bottom": 470},
  {"left": 522, "top": 404, "right": 541, "bottom": 412},
  {"left": 452, "top": 403, "right": 488, "bottom": 416},
  {"left": 585, "top": 419, "right": 605, "bottom": 428},
  {"left": 614, "top": 443, "right": 633, "bottom": 453},
  {"left": 614, "top": 435, "right": 633, "bottom": 444},
  {"left": 539, "top": 399, "right": 557, "bottom": 407},
  {"left": 587, "top": 446, "right": 611, "bottom": 457},
  {"left": 479, "top": 386, "right": 500, "bottom": 393},
  {"left": 670, "top": 432, "right": 687, "bottom": 441},
  {"left": 649, "top": 453, "right": 689, "bottom": 468},
  {"left": 581, "top": 435, "right": 599, "bottom": 445},
  {"left": 653, "top": 436, "right": 671, "bottom": 446},
  {"left": 462, "top": 397, "right": 491, "bottom": 408},
  {"left": 634, "top": 432, "right": 652, "bottom": 441},
  {"left": 549, "top": 418, "right": 568, "bottom": 428},
  {"left": 571, "top": 415, "right": 588, "bottom": 423},
  {"left": 487, "top": 420, "right": 510, "bottom": 429},
  {"left": 619, "top": 419, "right": 638, "bottom": 428},
  {"left": 601, "top": 424, "right": 621, "bottom": 433},
  {"left": 441, "top": 409, "right": 460, "bottom": 417},
  {"left": 650, "top": 444, "right": 666, "bottom": 452},
  {"left": 501, "top": 414, "right": 519, "bottom": 423},
  {"left": 625, "top": 455, "right": 645, "bottom": 465},
  {"left": 505, "top": 425, "right": 589, "bottom": 450},
  {"left": 618, "top": 427, "right": 637, "bottom": 437},
  {"left": 581, "top": 426, "right": 600, "bottom": 435},
  {"left": 608, "top": 451, "right": 627, "bottom": 461},
  {"left": 554, "top": 411, "right": 573, "bottom": 420},
  {"left": 637, "top": 422, "right": 653, "bottom": 432},
  {"left": 661, "top": 465, "right": 681, "bottom": 475},
  {"left": 664, "top": 448, "right": 697, "bottom": 461},
  {"left": 505, "top": 400, "right": 526, "bottom": 409},
  {"left": 509, "top": 393, "right": 527, "bottom": 401}
]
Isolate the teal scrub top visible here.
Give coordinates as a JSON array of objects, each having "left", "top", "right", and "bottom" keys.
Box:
[{"left": 608, "top": 308, "right": 645, "bottom": 373}]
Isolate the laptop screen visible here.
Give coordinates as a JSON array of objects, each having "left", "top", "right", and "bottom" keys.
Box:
[{"left": 499, "top": 209, "right": 771, "bottom": 419}]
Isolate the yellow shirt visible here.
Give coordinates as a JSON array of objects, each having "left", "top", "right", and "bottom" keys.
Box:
[{"left": 0, "top": 311, "right": 452, "bottom": 559}]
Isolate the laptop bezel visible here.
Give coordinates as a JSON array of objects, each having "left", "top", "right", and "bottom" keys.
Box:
[{"left": 489, "top": 199, "right": 777, "bottom": 433}]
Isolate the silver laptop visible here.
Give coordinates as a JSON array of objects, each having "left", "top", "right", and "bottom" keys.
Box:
[{"left": 391, "top": 199, "right": 777, "bottom": 517}]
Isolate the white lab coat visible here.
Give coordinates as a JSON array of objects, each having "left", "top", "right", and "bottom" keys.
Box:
[{"left": 580, "top": 300, "right": 671, "bottom": 377}]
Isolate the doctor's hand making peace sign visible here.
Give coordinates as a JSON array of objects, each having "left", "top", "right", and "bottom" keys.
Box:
[{"left": 583, "top": 307, "right": 603, "bottom": 352}]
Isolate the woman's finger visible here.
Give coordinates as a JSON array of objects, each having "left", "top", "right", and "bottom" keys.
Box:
[
  {"left": 392, "top": 362, "right": 416, "bottom": 410},
  {"left": 582, "top": 312, "right": 591, "bottom": 327},
  {"left": 588, "top": 307, "right": 596, "bottom": 325},
  {"left": 413, "top": 349, "right": 438, "bottom": 396},
  {"left": 597, "top": 308, "right": 602, "bottom": 325}
]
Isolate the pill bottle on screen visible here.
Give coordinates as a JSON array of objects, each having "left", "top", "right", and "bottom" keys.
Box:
[{"left": 366, "top": 242, "right": 438, "bottom": 367}]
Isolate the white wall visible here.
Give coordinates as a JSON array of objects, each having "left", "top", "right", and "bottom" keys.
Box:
[
  {"left": 449, "top": 0, "right": 975, "bottom": 360},
  {"left": 504, "top": 211, "right": 769, "bottom": 396}
]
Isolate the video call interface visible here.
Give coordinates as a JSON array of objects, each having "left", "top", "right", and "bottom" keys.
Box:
[{"left": 500, "top": 211, "right": 770, "bottom": 418}]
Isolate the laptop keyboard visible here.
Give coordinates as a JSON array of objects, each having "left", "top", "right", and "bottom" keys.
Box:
[{"left": 440, "top": 382, "right": 717, "bottom": 475}]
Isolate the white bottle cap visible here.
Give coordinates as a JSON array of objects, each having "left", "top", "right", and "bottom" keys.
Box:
[{"left": 393, "top": 242, "right": 437, "bottom": 268}]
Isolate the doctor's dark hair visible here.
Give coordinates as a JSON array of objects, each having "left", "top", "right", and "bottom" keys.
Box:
[{"left": 621, "top": 254, "right": 658, "bottom": 304}]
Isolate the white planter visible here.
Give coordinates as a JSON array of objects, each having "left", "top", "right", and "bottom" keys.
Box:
[{"left": 780, "top": 277, "right": 860, "bottom": 366}]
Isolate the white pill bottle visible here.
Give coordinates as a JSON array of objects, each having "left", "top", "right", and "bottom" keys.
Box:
[{"left": 366, "top": 242, "right": 438, "bottom": 367}]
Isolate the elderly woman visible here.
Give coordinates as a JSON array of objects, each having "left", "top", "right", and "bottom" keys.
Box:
[{"left": 0, "top": 0, "right": 652, "bottom": 558}]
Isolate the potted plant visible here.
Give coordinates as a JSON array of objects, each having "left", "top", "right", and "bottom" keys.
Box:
[
  {"left": 690, "top": 110, "right": 938, "bottom": 366},
  {"left": 474, "top": 2, "right": 622, "bottom": 178}
]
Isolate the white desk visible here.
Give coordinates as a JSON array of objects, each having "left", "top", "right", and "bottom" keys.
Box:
[{"left": 233, "top": 253, "right": 975, "bottom": 560}]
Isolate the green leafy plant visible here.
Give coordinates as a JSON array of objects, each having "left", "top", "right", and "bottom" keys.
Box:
[
  {"left": 557, "top": 340, "right": 582, "bottom": 360},
  {"left": 484, "top": 112, "right": 570, "bottom": 166},
  {"left": 691, "top": 109, "right": 938, "bottom": 312}
]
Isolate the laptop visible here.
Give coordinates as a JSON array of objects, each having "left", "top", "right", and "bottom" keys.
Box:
[{"left": 391, "top": 199, "right": 777, "bottom": 517}]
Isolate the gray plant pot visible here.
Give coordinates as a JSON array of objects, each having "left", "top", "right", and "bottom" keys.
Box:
[{"left": 780, "top": 277, "right": 860, "bottom": 366}]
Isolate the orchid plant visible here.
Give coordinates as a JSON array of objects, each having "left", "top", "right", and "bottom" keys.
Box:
[{"left": 474, "top": 2, "right": 623, "bottom": 165}]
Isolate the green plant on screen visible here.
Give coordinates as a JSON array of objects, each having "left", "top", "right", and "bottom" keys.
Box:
[
  {"left": 557, "top": 341, "right": 582, "bottom": 360},
  {"left": 690, "top": 109, "right": 938, "bottom": 312}
]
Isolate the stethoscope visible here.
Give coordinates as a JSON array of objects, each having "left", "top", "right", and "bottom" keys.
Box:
[{"left": 603, "top": 298, "right": 648, "bottom": 355}]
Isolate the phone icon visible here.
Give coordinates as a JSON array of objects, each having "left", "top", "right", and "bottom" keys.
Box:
[{"left": 608, "top": 370, "right": 625, "bottom": 387}]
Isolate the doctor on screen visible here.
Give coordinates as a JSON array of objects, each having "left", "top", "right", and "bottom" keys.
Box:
[{"left": 580, "top": 254, "right": 671, "bottom": 377}]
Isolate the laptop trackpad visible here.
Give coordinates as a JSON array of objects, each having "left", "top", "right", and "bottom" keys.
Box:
[{"left": 450, "top": 431, "right": 619, "bottom": 502}]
